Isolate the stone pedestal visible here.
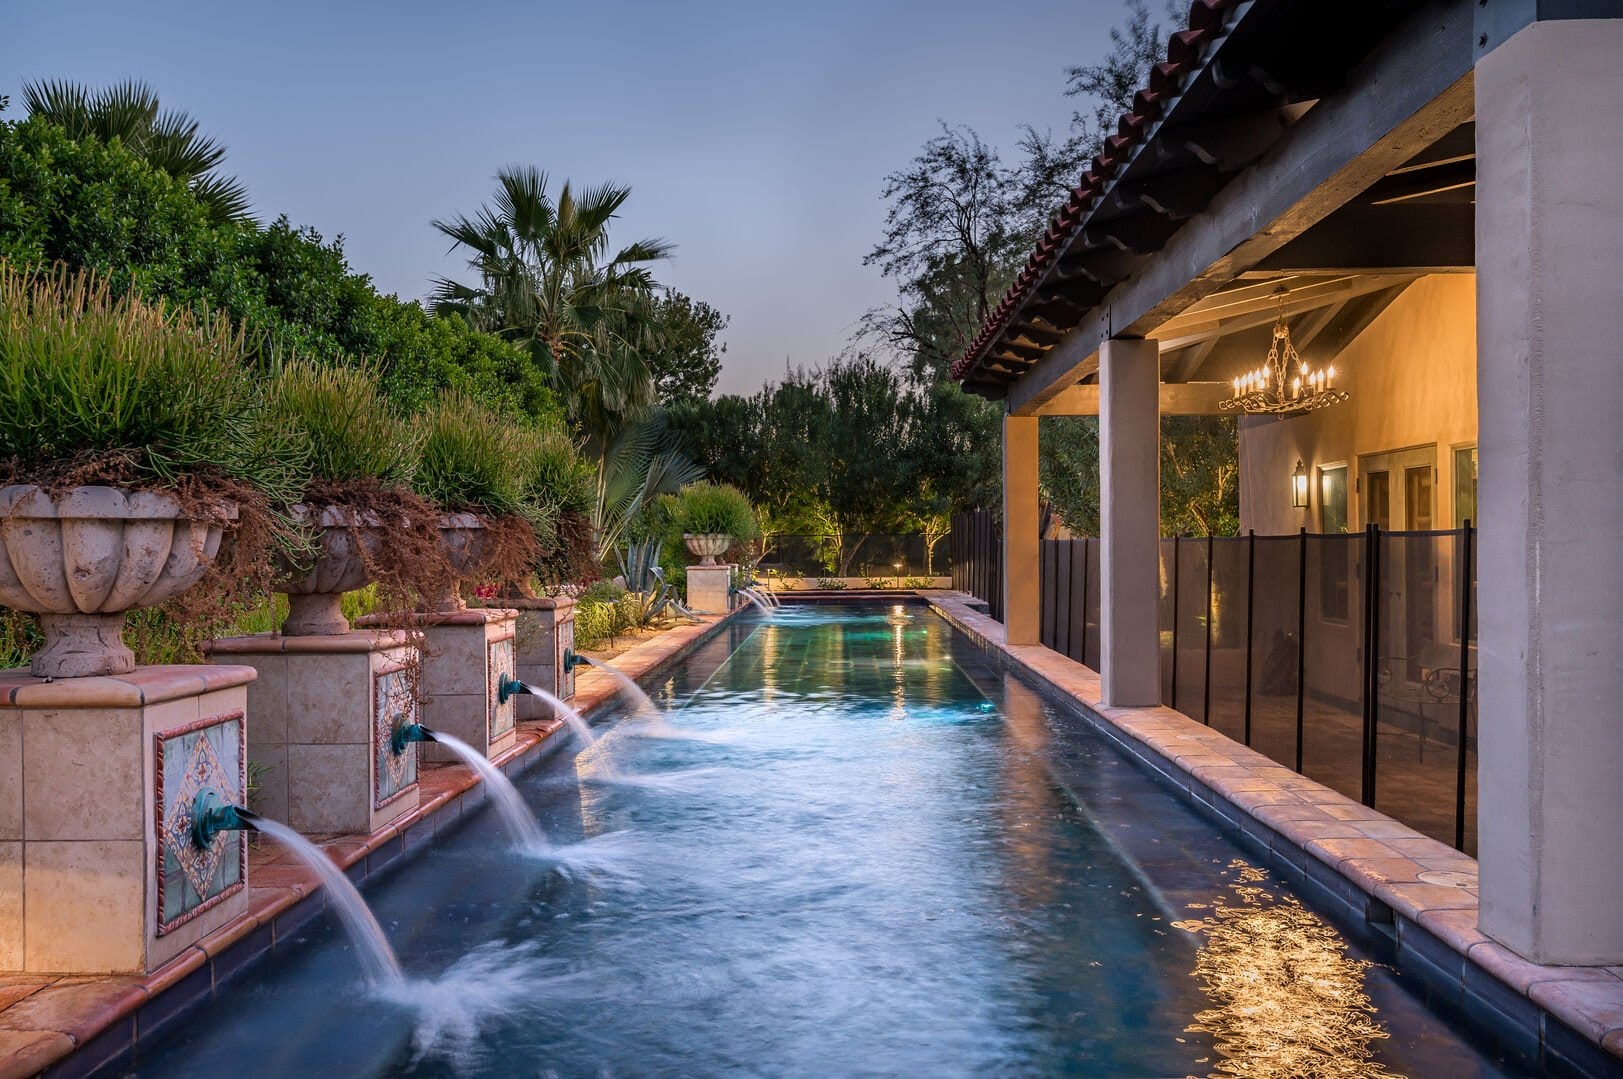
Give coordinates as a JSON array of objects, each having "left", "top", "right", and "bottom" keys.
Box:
[
  {"left": 498, "top": 597, "right": 576, "bottom": 722},
  {"left": 686, "top": 564, "right": 733, "bottom": 615},
  {"left": 414, "top": 610, "right": 518, "bottom": 764},
  {"left": 0, "top": 665, "right": 254, "bottom": 975},
  {"left": 204, "top": 631, "right": 420, "bottom": 835}
]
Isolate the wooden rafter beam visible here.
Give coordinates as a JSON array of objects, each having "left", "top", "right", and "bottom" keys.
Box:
[{"left": 1033, "top": 381, "right": 1234, "bottom": 417}]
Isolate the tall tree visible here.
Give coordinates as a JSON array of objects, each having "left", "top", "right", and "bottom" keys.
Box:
[
  {"left": 431, "top": 166, "right": 672, "bottom": 444},
  {"left": 21, "top": 78, "right": 250, "bottom": 222},
  {"left": 645, "top": 290, "right": 727, "bottom": 403}
]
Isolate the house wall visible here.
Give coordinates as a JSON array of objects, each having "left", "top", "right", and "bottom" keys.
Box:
[
  {"left": 1235, "top": 273, "right": 1477, "bottom": 708},
  {"left": 1238, "top": 273, "right": 1478, "bottom": 535}
]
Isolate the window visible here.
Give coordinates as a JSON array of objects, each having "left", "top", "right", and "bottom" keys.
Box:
[
  {"left": 1454, "top": 445, "right": 1478, "bottom": 528},
  {"left": 1319, "top": 466, "right": 1348, "bottom": 533},
  {"left": 1318, "top": 466, "right": 1350, "bottom": 621}
]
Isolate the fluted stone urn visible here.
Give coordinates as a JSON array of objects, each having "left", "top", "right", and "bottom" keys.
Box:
[
  {"left": 275, "top": 505, "right": 384, "bottom": 635},
  {"left": 683, "top": 532, "right": 730, "bottom": 566},
  {"left": 428, "top": 512, "right": 490, "bottom": 613},
  {"left": 0, "top": 485, "right": 234, "bottom": 677}
]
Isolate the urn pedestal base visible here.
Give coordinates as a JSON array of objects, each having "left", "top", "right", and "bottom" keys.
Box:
[
  {"left": 379, "top": 610, "right": 518, "bottom": 764},
  {"left": 499, "top": 598, "right": 576, "bottom": 723},
  {"left": 0, "top": 665, "right": 255, "bottom": 975},
  {"left": 205, "top": 631, "right": 421, "bottom": 835},
  {"left": 686, "top": 564, "right": 733, "bottom": 615}
]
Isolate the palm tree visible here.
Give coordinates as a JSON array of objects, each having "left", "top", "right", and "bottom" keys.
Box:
[
  {"left": 431, "top": 167, "right": 673, "bottom": 441},
  {"left": 433, "top": 167, "right": 694, "bottom": 563},
  {"left": 21, "top": 78, "right": 251, "bottom": 222}
]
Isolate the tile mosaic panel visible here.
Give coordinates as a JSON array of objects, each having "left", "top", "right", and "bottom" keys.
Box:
[
  {"left": 557, "top": 615, "right": 576, "bottom": 700},
  {"left": 488, "top": 636, "right": 516, "bottom": 741},
  {"left": 154, "top": 712, "right": 245, "bottom": 936},
  {"left": 374, "top": 663, "right": 419, "bottom": 809}
]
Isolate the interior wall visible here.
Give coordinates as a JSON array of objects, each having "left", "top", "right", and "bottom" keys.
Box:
[{"left": 1238, "top": 273, "right": 1478, "bottom": 535}]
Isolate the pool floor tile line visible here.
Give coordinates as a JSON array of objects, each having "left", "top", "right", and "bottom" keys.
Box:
[
  {"left": 921, "top": 589, "right": 1623, "bottom": 1070},
  {"left": 0, "top": 608, "right": 745, "bottom": 1079}
]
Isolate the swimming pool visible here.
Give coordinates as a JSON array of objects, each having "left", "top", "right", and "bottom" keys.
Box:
[{"left": 124, "top": 603, "right": 1531, "bottom": 1076}]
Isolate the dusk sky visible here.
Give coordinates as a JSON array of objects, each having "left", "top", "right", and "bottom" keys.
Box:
[{"left": 3, "top": 1, "right": 1123, "bottom": 393}]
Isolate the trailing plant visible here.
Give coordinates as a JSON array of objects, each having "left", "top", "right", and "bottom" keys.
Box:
[
  {"left": 266, "top": 359, "right": 448, "bottom": 614},
  {"left": 411, "top": 390, "right": 554, "bottom": 595},
  {"left": 675, "top": 482, "right": 759, "bottom": 541},
  {"left": 0, "top": 264, "right": 307, "bottom": 653}
]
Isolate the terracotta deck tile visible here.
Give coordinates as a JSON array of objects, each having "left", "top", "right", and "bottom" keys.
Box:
[
  {"left": 194, "top": 914, "right": 261, "bottom": 960},
  {"left": 1468, "top": 941, "right": 1622, "bottom": 993},
  {"left": 246, "top": 886, "right": 303, "bottom": 926},
  {"left": 1341, "top": 856, "right": 1427, "bottom": 892},
  {"left": 0, "top": 977, "right": 147, "bottom": 1040},
  {"left": 1304, "top": 836, "right": 1403, "bottom": 867},
  {"left": 1374, "top": 880, "right": 1481, "bottom": 919},
  {"left": 0, "top": 981, "right": 48, "bottom": 1014},
  {"left": 1604, "top": 1028, "right": 1623, "bottom": 1057},
  {"left": 1276, "top": 819, "right": 1376, "bottom": 848},
  {"left": 0, "top": 1029, "right": 73, "bottom": 1079},
  {"left": 1528, "top": 978, "right": 1623, "bottom": 1044},
  {"left": 141, "top": 947, "right": 208, "bottom": 997},
  {"left": 1418, "top": 907, "right": 1490, "bottom": 953}
]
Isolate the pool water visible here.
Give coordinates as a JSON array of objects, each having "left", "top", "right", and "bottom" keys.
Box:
[{"left": 125, "top": 604, "right": 1533, "bottom": 1077}]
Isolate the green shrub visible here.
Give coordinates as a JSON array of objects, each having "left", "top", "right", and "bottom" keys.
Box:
[
  {"left": 903, "top": 577, "right": 934, "bottom": 589},
  {"left": 574, "top": 598, "right": 617, "bottom": 649},
  {"left": 675, "top": 482, "right": 758, "bottom": 541},
  {"left": 0, "top": 115, "right": 565, "bottom": 428},
  {"left": 579, "top": 579, "right": 626, "bottom": 605},
  {"left": 814, "top": 577, "right": 849, "bottom": 590},
  {"left": 267, "top": 359, "right": 415, "bottom": 488},
  {"left": 0, "top": 264, "right": 305, "bottom": 502},
  {"left": 412, "top": 391, "right": 545, "bottom": 524}
]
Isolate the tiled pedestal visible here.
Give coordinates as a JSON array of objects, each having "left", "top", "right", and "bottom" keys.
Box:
[
  {"left": 204, "top": 631, "right": 421, "bottom": 834},
  {"left": 414, "top": 609, "right": 518, "bottom": 764},
  {"left": 0, "top": 665, "right": 255, "bottom": 974},
  {"left": 500, "top": 597, "right": 576, "bottom": 722},
  {"left": 686, "top": 564, "right": 733, "bottom": 615}
]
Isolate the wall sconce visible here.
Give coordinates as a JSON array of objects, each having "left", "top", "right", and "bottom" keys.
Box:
[{"left": 1292, "top": 459, "right": 1310, "bottom": 508}]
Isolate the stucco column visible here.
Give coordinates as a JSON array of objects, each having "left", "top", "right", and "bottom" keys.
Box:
[
  {"left": 1002, "top": 414, "right": 1040, "bottom": 645},
  {"left": 1099, "top": 337, "right": 1160, "bottom": 706},
  {"left": 1475, "top": 17, "right": 1623, "bottom": 964}
]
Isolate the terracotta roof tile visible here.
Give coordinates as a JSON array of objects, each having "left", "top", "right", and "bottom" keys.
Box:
[{"left": 953, "top": 0, "right": 1243, "bottom": 384}]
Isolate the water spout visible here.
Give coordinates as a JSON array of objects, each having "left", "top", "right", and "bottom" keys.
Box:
[
  {"left": 589, "top": 658, "right": 660, "bottom": 717},
  {"left": 390, "top": 721, "right": 436, "bottom": 756},
  {"left": 498, "top": 675, "right": 597, "bottom": 746},
  {"left": 425, "top": 730, "right": 548, "bottom": 851},
  {"left": 187, "top": 789, "right": 401, "bottom": 985}
]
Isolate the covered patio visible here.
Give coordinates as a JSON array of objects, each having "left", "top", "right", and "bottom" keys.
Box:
[{"left": 953, "top": 0, "right": 1623, "bottom": 998}]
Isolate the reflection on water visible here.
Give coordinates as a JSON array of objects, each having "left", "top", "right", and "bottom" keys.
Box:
[
  {"left": 127, "top": 604, "right": 1528, "bottom": 1078},
  {"left": 1178, "top": 861, "right": 1403, "bottom": 1079}
]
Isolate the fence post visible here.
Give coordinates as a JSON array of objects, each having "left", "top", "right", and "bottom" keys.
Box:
[
  {"left": 1295, "top": 527, "right": 1307, "bottom": 774},
  {"left": 1361, "top": 524, "right": 1382, "bottom": 808},
  {"left": 1202, "top": 532, "right": 1214, "bottom": 726},
  {"left": 1058, "top": 539, "right": 1072, "bottom": 657},
  {"left": 1080, "top": 539, "right": 1091, "bottom": 665},
  {"left": 1454, "top": 520, "right": 1474, "bottom": 851},
  {"left": 1243, "top": 530, "right": 1256, "bottom": 746},
  {"left": 1170, "top": 536, "right": 1181, "bottom": 710}
]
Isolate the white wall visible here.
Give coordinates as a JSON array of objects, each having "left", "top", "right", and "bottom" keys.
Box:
[{"left": 1238, "top": 274, "right": 1478, "bottom": 535}]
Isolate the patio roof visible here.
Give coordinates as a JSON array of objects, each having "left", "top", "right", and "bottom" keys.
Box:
[{"left": 953, "top": 0, "right": 1475, "bottom": 406}]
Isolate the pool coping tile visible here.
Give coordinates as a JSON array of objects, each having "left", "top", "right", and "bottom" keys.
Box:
[
  {"left": 0, "top": 607, "right": 746, "bottom": 1078},
  {"left": 921, "top": 589, "right": 1623, "bottom": 1067}
]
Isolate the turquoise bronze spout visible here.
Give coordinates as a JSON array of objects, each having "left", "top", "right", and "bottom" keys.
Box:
[
  {"left": 562, "top": 648, "right": 590, "bottom": 673},
  {"left": 390, "top": 722, "right": 436, "bottom": 756},
  {"left": 190, "top": 786, "right": 257, "bottom": 849},
  {"left": 497, "top": 673, "right": 528, "bottom": 706}
]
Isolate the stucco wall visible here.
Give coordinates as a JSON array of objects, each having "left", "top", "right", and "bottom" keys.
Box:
[{"left": 1238, "top": 273, "right": 1478, "bottom": 535}]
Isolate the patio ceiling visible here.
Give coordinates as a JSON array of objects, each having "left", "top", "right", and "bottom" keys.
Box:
[{"left": 954, "top": 0, "right": 1478, "bottom": 415}]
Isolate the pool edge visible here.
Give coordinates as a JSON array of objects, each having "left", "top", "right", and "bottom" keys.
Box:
[
  {"left": 921, "top": 588, "right": 1623, "bottom": 1075},
  {"left": 1, "top": 607, "right": 749, "bottom": 1079}
]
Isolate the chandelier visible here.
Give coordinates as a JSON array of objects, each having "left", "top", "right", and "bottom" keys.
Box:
[{"left": 1221, "top": 290, "right": 1349, "bottom": 415}]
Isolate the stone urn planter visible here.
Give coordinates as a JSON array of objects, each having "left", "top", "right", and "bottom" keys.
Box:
[
  {"left": 683, "top": 532, "right": 731, "bottom": 566},
  {"left": 0, "top": 485, "right": 234, "bottom": 677},
  {"left": 275, "top": 505, "right": 385, "bottom": 635},
  {"left": 427, "top": 512, "right": 490, "bottom": 613}
]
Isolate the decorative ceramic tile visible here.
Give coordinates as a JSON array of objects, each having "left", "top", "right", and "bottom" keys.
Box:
[
  {"left": 374, "top": 663, "right": 419, "bottom": 809},
  {"left": 557, "top": 615, "right": 576, "bottom": 700},
  {"left": 488, "top": 636, "right": 516, "bottom": 741},
  {"left": 154, "top": 712, "right": 245, "bottom": 936}
]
